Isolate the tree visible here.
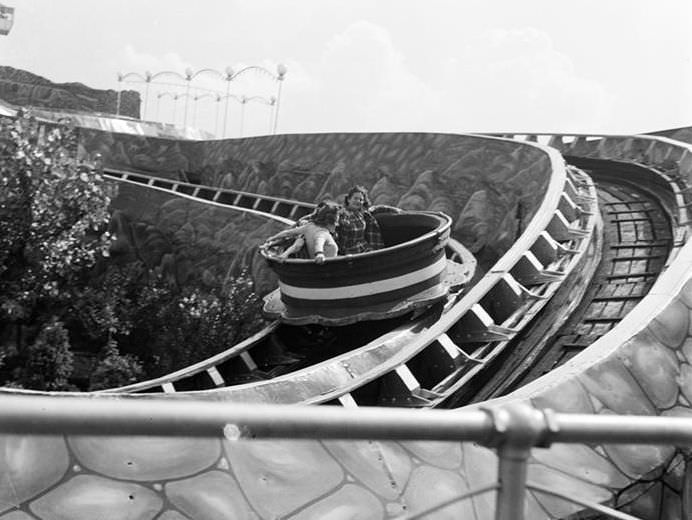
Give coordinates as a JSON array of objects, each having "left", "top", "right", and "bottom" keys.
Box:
[
  {"left": 88, "top": 339, "right": 144, "bottom": 391},
  {"left": 13, "top": 318, "right": 74, "bottom": 391},
  {"left": 0, "top": 112, "right": 116, "bottom": 388},
  {"left": 0, "top": 111, "right": 266, "bottom": 390},
  {"left": 124, "top": 269, "right": 267, "bottom": 378},
  {"left": 0, "top": 112, "right": 115, "bottom": 333}
]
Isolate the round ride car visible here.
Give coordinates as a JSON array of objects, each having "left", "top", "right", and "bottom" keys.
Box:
[{"left": 259, "top": 209, "right": 474, "bottom": 326}]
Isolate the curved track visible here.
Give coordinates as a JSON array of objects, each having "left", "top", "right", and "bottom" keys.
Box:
[
  {"left": 103, "top": 161, "right": 600, "bottom": 409},
  {"left": 103, "top": 167, "right": 316, "bottom": 223},
  {"left": 105, "top": 155, "right": 681, "bottom": 410},
  {"left": 464, "top": 161, "right": 676, "bottom": 402},
  {"left": 6, "top": 130, "right": 692, "bottom": 519}
]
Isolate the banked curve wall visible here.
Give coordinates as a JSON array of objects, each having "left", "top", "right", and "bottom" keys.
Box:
[
  {"left": 87, "top": 131, "right": 555, "bottom": 262},
  {"left": 94, "top": 131, "right": 559, "bottom": 310}
]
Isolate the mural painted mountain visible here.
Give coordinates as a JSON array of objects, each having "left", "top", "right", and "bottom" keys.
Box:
[
  {"left": 108, "top": 183, "right": 283, "bottom": 296},
  {"left": 79, "top": 128, "right": 193, "bottom": 177},
  {"left": 84, "top": 132, "right": 552, "bottom": 272}
]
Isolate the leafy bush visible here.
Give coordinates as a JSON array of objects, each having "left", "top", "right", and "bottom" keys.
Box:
[
  {"left": 0, "top": 111, "right": 267, "bottom": 390},
  {"left": 13, "top": 318, "right": 74, "bottom": 391},
  {"left": 69, "top": 260, "right": 146, "bottom": 346},
  {"left": 0, "top": 112, "right": 115, "bottom": 324},
  {"left": 88, "top": 340, "right": 144, "bottom": 391},
  {"left": 0, "top": 112, "right": 116, "bottom": 389},
  {"left": 126, "top": 270, "right": 267, "bottom": 377}
]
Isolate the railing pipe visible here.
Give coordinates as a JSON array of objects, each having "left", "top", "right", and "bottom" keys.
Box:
[
  {"left": 1, "top": 395, "right": 692, "bottom": 518},
  {"left": 2, "top": 394, "right": 692, "bottom": 446},
  {"left": 0, "top": 394, "right": 493, "bottom": 439},
  {"left": 551, "top": 412, "right": 692, "bottom": 444},
  {"left": 497, "top": 448, "right": 530, "bottom": 520}
]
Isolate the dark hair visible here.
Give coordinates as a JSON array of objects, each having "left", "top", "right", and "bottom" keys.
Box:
[
  {"left": 311, "top": 201, "right": 340, "bottom": 227},
  {"left": 344, "top": 185, "right": 371, "bottom": 208}
]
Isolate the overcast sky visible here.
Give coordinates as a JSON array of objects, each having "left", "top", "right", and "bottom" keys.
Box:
[{"left": 3, "top": 0, "right": 692, "bottom": 138}]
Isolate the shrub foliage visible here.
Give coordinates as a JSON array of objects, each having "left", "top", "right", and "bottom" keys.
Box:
[{"left": 0, "top": 111, "right": 266, "bottom": 390}]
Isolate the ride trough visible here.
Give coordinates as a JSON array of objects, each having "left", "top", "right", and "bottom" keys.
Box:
[{"left": 260, "top": 209, "right": 475, "bottom": 326}]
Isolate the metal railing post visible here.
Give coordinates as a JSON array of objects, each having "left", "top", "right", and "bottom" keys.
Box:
[
  {"left": 496, "top": 443, "right": 531, "bottom": 520},
  {"left": 482, "top": 403, "right": 554, "bottom": 520}
]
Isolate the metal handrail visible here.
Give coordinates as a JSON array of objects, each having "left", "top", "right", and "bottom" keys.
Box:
[{"left": 0, "top": 394, "right": 689, "bottom": 520}]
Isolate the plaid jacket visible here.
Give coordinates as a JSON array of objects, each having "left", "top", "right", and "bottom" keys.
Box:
[{"left": 335, "top": 209, "right": 384, "bottom": 254}]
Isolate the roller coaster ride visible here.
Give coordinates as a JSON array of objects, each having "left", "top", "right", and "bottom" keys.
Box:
[{"left": 2, "top": 105, "right": 692, "bottom": 518}]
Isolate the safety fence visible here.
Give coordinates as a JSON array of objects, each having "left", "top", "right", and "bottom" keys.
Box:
[{"left": 0, "top": 394, "right": 688, "bottom": 520}]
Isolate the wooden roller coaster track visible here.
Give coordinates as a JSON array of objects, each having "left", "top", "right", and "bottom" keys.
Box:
[{"left": 102, "top": 157, "right": 601, "bottom": 409}]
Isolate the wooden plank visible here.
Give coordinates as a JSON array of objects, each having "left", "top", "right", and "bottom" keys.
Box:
[
  {"left": 338, "top": 394, "right": 358, "bottom": 408},
  {"left": 240, "top": 352, "right": 258, "bottom": 371},
  {"left": 436, "top": 333, "right": 461, "bottom": 361},
  {"left": 394, "top": 365, "right": 420, "bottom": 393},
  {"left": 206, "top": 366, "right": 225, "bottom": 387}
]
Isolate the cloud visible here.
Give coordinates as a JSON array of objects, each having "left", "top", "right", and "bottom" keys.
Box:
[
  {"left": 438, "top": 27, "right": 612, "bottom": 132},
  {"left": 280, "top": 23, "right": 610, "bottom": 135},
  {"left": 119, "top": 45, "right": 191, "bottom": 77},
  {"left": 114, "top": 23, "right": 612, "bottom": 136},
  {"left": 279, "top": 20, "right": 440, "bottom": 133}
]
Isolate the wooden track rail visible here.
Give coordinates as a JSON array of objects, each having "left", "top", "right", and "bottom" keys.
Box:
[
  {"left": 103, "top": 168, "right": 313, "bottom": 224},
  {"left": 459, "top": 133, "right": 692, "bottom": 401},
  {"left": 466, "top": 160, "right": 679, "bottom": 403}
]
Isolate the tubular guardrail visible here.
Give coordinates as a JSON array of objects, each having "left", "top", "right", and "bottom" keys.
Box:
[{"left": 0, "top": 394, "right": 687, "bottom": 520}]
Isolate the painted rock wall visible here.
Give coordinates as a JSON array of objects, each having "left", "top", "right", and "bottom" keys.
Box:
[
  {"left": 85, "top": 131, "right": 552, "bottom": 272},
  {"left": 189, "top": 133, "right": 547, "bottom": 264},
  {"left": 80, "top": 129, "right": 194, "bottom": 176},
  {"left": 108, "top": 183, "right": 284, "bottom": 296}
]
